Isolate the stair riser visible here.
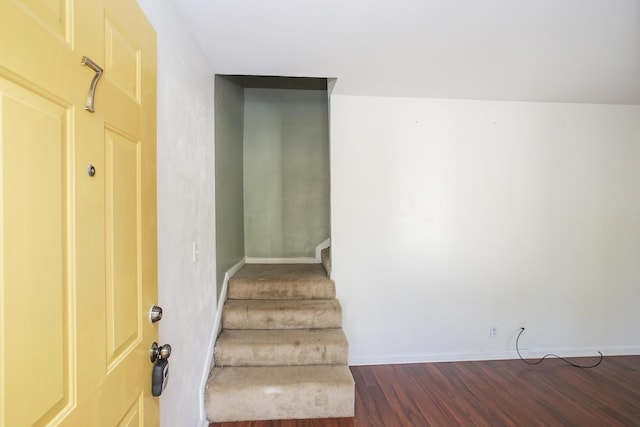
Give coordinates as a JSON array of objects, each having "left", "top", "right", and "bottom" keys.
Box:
[
  {"left": 228, "top": 281, "right": 336, "bottom": 300},
  {"left": 206, "top": 367, "right": 355, "bottom": 422},
  {"left": 207, "top": 388, "right": 354, "bottom": 422},
  {"left": 222, "top": 302, "right": 342, "bottom": 330},
  {"left": 215, "top": 342, "right": 347, "bottom": 366}
]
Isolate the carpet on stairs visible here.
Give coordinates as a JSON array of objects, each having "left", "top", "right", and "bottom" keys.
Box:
[{"left": 205, "top": 263, "right": 354, "bottom": 423}]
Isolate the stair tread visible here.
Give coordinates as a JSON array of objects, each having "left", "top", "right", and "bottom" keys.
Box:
[
  {"left": 222, "top": 299, "right": 342, "bottom": 330},
  {"left": 224, "top": 298, "right": 341, "bottom": 310},
  {"left": 215, "top": 328, "right": 348, "bottom": 366},
  {"left": 229, "top": 264, "right": 334, "bottom": 300},
  {"left": 232, "top": 263, "right": 330, "bottom": 282}
]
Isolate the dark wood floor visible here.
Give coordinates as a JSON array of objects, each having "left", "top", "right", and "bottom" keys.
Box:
[{"left": 209, "top": 355, "right": 640, "bottom": 427}]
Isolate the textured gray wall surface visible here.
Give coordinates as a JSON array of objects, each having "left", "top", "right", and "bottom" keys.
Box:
[
  {"left": 215, "top": 76, "right": 245, "bottom": 296},
  {"left": 136, "top": 1, "right": 217, "bottom": 425},
  {"left": 244, "top": 89, "right": 330, "bottom": 258}
]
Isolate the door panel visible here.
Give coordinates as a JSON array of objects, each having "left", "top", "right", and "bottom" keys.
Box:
[
  {"left": 0, "top": 77, "right": 73, "bottom": 427},
  {"left": 105, "top": 127, "right": 141, "bottom": 368},
  {"left": 0, "top": 0, "right": 88, "bottom": 104},
  {"left": 16, "top": 0, "right": 70, "bottom": 42},
  {"left": 117, "top": 394, "right": 144, "bottom": 427},
  {"left": 104, "top": 17, "right": 141, "bottom": 103},
  {"left": 0, "top": 0, "right": 157, "bottom": 425}
]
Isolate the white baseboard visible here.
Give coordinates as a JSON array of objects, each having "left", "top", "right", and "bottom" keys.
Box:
[
  {"left": 198, "top": 258, "right": 245, "bottom": 426},
  {"left": 245, "top": 257, "right": 319, "bottom": 264},
  {"left": 348, "top": 346, "right": 640, "bottom": 366},
  {"left": 245, "top": 239, "right": 331, "bottom": 265},
  {"left": 349, "top": 350, "right": 519, "bottom": 366},
  {"left": 315, "top": 238, "right": 331, "bottom": 260}
]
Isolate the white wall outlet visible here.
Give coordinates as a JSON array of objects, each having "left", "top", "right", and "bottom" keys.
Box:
[{"left": 490, "top": 325, "right": 498, "bottom": 338}]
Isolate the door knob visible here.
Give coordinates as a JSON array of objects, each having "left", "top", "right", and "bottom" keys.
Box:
[
  {"left": 150, "top": 342, "right": 172, "bottom": 362},
  {"left": 149, "top": 305, "right": 163, "bottom": 323}
]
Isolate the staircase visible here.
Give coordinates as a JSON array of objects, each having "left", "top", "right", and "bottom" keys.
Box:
[{"left": 205, "top": 262, "right": 355, "bottom": 422}]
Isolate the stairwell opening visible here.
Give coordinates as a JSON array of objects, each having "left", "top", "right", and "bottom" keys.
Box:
[{"left": 214, "top": 75, "right": 332, "bottom": 298}]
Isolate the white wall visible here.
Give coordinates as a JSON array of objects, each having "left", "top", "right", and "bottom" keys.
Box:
[
  {"left": 136, "top": 2, "right": 216, "bottom": 426},
  {"left": 331, "top": 95, "right": 640, "bottom": 364}
]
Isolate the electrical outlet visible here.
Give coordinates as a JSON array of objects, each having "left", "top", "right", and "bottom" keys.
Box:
[{"left": 490, "top": 325, "right": 498, "bottom": 338}]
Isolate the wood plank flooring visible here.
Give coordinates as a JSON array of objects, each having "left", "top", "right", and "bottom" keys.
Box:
[{"left": 209, "top": 355, "right": 640, "bottom": 427}]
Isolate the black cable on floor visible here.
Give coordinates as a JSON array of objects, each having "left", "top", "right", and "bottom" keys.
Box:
[{"left": 516, "top": 327, "right": 603, "bottom": 369}]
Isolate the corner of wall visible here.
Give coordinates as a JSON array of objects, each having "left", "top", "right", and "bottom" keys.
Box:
[{"left": 315, "top": 238, "right": 331, "bottom": 261}]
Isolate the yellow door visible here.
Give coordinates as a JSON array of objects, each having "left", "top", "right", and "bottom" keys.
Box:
[{"left": 0, "top": 0, "right": 158, "bottom": 425}]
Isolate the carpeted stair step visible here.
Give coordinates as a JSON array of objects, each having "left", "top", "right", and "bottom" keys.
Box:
[
  {"left": 205, "top": 365, "right": 355, "bottom": 422},
  {"left": 215, "top": 328, "right": 348, "bottom": 366},
  {"left": 222, "top": 299, "right": 342, "bottom": 330},
  {"left": 228, "top": 264, "right": 335, "bottom": 300},
  {"left": 206, "top": 262, "right": 354, "bottom": 422}
]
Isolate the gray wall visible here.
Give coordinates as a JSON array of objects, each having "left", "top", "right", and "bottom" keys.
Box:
[
  {"left": 214, "top": 76, "right": 245, "bottom": 296},
  {"left": 243, "top": 88, "right": 330, "bottom": 258},
  {"left": 135, "top": 1, "right": 217, "bottom": 426}
]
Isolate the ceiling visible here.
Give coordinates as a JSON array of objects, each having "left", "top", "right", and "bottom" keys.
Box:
[{"left": 173, "top": 0, "right": 640, "bottom": 104}]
